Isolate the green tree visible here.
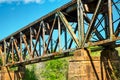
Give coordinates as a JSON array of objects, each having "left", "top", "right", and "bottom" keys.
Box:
[
  {"left": 0, "top": 58, "right": 2, "bottom": 65},
  {"left": 41, "top": 59, "right": 68, "bottom": 80},
  {"left": 23, "top": 65, "right": 38, "bottom": 80}
]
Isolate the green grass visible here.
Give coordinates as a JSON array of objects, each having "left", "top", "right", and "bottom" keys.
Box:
[
  {"left": 116, "top": 47, "right": 120, "bottom": 56},
  {"left": 90, "top": 51, "right": 101, "bottom": 57}
]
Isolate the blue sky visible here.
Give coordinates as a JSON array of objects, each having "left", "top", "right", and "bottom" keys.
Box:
[{"left": 0, "top": 0, "right": 71, "bottom": 40}]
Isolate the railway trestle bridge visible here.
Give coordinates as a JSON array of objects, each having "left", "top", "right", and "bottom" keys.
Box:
[{"left": 0, "top": 0, "right": 120, "bottom": 80}]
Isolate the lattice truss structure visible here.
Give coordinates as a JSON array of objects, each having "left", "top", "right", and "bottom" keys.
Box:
[{"left": 0, "top": 0, "right": 119, "bottom": 66}]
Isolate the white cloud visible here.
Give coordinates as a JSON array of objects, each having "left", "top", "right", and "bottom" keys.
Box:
[
  {"left": 24, "top": 0, "right": 44, "bottom": 4},
  {"left": 0, "top": 0, "right": 18, "bottom": 3},
  {"left": 0, "top": 0, "right": 61, "bottom": 4},
  {"left": 0, "top": 0, "right": 44, "bottom": 4},
  {"left": 0, "top": 0, "right": 9, "bottom": 3}
]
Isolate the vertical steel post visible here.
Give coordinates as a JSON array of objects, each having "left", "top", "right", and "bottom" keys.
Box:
[
  {"left": 51, "top": 34, "right": 53, "bottom": 52},
  {"left": 39, "top": 37, "right": 41, "bottom": 56},
  {"left": 64, "top": 28, "right": 67, "bottom": 49},
  {"left": 20, "top": 33, "right": 22, "bottom": 60},
  {"left": 104, "top": 13, "right": 109, "bottom": 39},
  {"left": 108, "top": 0, "right": 113, "bottom": 40},
  {"left": 3, "top": 40, "right": 6, "bottom": 65},
  {"left": 30, "top": 28, "right": 33, "bottom": 57},
  {"left": 11, "top": 37, "right": 14, "bottom": 63},
  {"left": 58, "top": 17, "right": 61, "bottom": 52},
  {"left": 0, "top": 47, "right": 4, "bottom": 65},
  {"left": 42, "top": 26, "right": 46, "bottom": 53},
  {"left": 77, "top": 0, "right": 84, "bottom": 47}
]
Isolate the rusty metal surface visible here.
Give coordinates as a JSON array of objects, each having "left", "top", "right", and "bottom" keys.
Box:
[{"left": 0, "top": 0, "right": 119, "bottom": 67}]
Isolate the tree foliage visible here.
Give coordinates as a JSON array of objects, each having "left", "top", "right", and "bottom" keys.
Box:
[
  {"left": 41, "top": 58, "right": 68, "bottom": 80},
  {"left": 23, "top": 65, "right": 38, "bottom": 80},
  {"left": 0, "top": 58, "right": 2, "bottom": 65}
]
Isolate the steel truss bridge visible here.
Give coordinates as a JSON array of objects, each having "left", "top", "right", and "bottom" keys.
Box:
[{"left": 0, "top": 0, "right": 120, "bottom": 67}]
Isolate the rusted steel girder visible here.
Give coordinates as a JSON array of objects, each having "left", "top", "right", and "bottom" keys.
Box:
[{"left": 0, "top": 0, "right": 119, "bottom": 66}]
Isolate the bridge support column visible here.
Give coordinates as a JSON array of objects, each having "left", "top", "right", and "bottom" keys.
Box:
[
  {"left": 0, "top": 66, "right": 25, "bottom": 80},
  {"left": 0, "top": 67, "right": 13, "bottom": 80},
  {"left": 101, "top": 46, "right": 120, "bottom": 80},
  {"left": 68, "top": 49, "right": 101, "bottom": 80},
  {"left": 68, "top": 47, "right": 120, "bottom": 80}
]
